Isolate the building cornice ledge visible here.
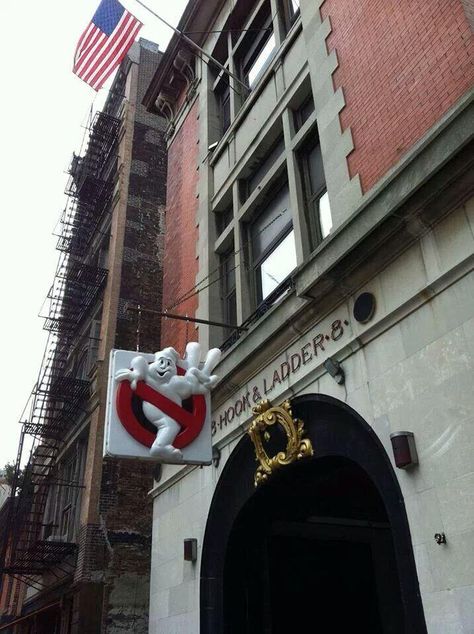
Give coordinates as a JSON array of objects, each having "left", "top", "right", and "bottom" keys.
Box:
[{"left": 142, "top": 0, "right": 228, "bottom": 112}]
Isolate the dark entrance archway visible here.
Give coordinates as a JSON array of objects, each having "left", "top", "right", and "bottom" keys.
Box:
[{"left": 201, "top": 394, "right": 427, "bottom": 633}]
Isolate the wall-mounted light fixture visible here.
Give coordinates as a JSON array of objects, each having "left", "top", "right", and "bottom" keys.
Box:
[
  {"left": 323, "top": 357, "right": 345, "bottom": 385},
  {"left": 202, "top": 141, "right": 219, "bottom": 164},
  {"left": 152, "top": 464, "right": 162, "bottom": 483},
  {"left": 390, "top": 431, "right": 418, "bottom": 469},
  {"left": 184, "top": 538, "right": 198, "bottom": 562},
  {"left": 212, "top": 446, "right": 221, "bottom": 468}
]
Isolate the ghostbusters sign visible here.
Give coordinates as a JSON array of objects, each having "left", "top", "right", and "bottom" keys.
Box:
[{"left": 105, "top": 343, "right": 221, "bottom": 464}]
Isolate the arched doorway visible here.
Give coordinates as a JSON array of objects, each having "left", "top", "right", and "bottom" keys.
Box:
[{"left": 201, "top": 394, "right": 427, "bottom": 633}]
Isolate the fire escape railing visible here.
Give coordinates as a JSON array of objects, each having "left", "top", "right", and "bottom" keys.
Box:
[
  {"left": 42, "top": 258, "right": 108, "bottom": 335},
  {"left": 0, "top": 109, "right": 120, "bottom": 584},
  {"left": 56, "top": 181, "right": 114, "bottom": 258}
]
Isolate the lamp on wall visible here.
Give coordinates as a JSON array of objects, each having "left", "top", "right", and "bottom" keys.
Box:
[
  {"left": 212, "top": 446, "right": 221, "bottom": 468},
  {"left": 184, "top": 538, "right": 198, "bottom": 562},
  {"left": 390, "top": 431, "right": 418, "bottom": 469},
  {"left": 323, "top": 357, "right": 345, "bottom": 385},
  {"left": 202, "top": 141, "right": 218, "bottom": 164}
]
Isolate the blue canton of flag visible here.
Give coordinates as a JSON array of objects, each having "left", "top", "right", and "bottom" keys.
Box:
[{"left": 73, "top": 0, "right": 142, "bottom": 91}]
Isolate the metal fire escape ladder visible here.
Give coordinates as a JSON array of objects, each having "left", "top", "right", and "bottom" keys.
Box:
[
  {"left": 0, "top": 107, "right": 119, "bottom": 594},
  {"left": 56, "top": 111, "right": 120, "bottom": 259}
]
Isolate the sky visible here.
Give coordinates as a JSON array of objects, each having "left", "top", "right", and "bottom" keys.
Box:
[{"left": 0, "top": 0, "right": 188, "bottom": 468}]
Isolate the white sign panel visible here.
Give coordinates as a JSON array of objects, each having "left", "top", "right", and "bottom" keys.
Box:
[{"left": 104, "top": 343, "right": 221, "bottom": 465}]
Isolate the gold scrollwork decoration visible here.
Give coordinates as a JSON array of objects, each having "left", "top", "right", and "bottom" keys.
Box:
[{"left": 247, "top": 399, "right": 313, "bottom": 487}]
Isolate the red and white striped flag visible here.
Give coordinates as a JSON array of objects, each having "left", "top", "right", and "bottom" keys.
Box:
[{"left": 73, "top": 0, "right": 142, "bottom": 91}]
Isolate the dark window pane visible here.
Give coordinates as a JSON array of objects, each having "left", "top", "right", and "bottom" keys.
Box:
[
  {"left": 294, "top": 95, "right": 314, "bottom": 131},
  {"left": 221, "top": 88, "right": 230, "bottom": 134},
  {"left": 223, "top": 251, "right": 236, "bottom": 291},
  {"left": 282, "top": 0, "right": 300, "bottom": 32},
  {"left": 307, "top": 143, "right": 326, "bottom": 195},
  {"left": 251, "top": 184, "right": 291, "bottom": 259},
  {"left": 227, "top": 289, "right": 237, "bottom": 325},
  {"left": 221, "top": 250, "right": 237, "bottom": 336},
  {"left": 216, "top": 206, "right": 233, "bottom": 235}
]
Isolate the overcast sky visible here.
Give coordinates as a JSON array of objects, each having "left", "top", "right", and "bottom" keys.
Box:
[{"left": 0, "top": 0, "right": 187, "bottom": 468}]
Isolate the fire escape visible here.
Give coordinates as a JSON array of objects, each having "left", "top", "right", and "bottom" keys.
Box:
[{"left": 0, "top": 111, "right": 120, "bottom": 590}]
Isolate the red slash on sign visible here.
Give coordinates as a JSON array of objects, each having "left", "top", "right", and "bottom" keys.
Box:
[{"left": 116, "top": 380, "right": 206, "bottom": 449}]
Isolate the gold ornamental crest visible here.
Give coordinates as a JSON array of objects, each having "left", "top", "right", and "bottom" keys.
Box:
[{"left": 247, "top": 399, "right": 313, "bottom": 487}]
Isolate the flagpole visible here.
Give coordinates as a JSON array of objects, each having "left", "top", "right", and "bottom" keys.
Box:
[{"left": 133, "top": 0, "right": 250, "bottom": 92}]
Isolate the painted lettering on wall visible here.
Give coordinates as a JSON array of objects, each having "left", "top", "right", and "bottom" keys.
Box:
[{"left": 211, "top": 318, "right": 349, "bottom": 435}]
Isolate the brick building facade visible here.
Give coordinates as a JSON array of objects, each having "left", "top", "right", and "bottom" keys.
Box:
[
  {"left": 161, "top": 100, "right": 200, "bottom": 354},
  {"left": 0, "top": 39, "right": 167, "bottom": 634}
]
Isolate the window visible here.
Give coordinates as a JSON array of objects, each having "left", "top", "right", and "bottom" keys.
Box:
[
  {"left": 76, "top": 349, "right": 89, "bottom": 380},
  {"left": 282, "top": 0, "right": 300, "bottom": 29},
  {"left": 42, "top": 442, "right": 87, "bottom": 544},
  {"left": 218, "top": 84, "right": 231, "bottom": 135},
  {"left": 260, "top": 230, "right": 296, "bottom": 298},
  {"left": 245, "top": 32, "right": 276, "bottom": 87},
  {"left": 300, "top": 141, "right": 332, "bottom": 247},
  {"left": 240, "top": 9, "right": 276, "bottom": 90},
  {"left": 251, "top": 183, "right": 297, "bottom": 302},
  {"left": 294, "top": 94, "right": 314, "bottom": 131},
  {"left": 288, "top": 0, "right": 300, "bottom": 19},
  {"left": 220, "top": 250, "right": 237, "bottom": 338},
  {"left": 216, "top": 206, "right": 233, "bottom": 235}
]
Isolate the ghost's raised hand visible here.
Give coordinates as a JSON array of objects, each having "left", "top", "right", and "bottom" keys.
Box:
[
  {"left": 187, "top": 367, "right": 219, "bottom": 390},
  {"left": 114, "top": 355, "right": 148, "bottom": 390},
  {"left": 202, "top": 348, "right": 222, "bottom": 376},
  {"left": 185, "top": 347, "right": 221, "bottom": 393}
]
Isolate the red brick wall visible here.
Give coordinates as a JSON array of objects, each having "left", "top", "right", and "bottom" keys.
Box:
[
  {"left": 161, "top": 100, "right": 200, "bottom": 355},
  {"left": 321, "top": 0, "right": 474, "bottom": 192}
]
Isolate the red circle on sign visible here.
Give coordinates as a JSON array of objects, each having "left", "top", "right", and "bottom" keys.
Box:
[{"left": 115, "top": 374, "right": 206, "bottom": 449}]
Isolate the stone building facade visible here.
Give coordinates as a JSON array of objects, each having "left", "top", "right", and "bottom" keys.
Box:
[
  {"left": 0, "top": 39, "right": 167, "bottom": 634},
  {"left": 143, "top": 0, "right": 474, "bottom": 632}
]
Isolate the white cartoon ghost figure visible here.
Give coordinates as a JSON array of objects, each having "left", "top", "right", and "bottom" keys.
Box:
[{"left": 115, "top": 342, "right": 221, "bottom": 463}]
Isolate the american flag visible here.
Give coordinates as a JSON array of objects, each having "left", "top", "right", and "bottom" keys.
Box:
[{"left": 73, "top": 0, "right": 142, "bottom": 91}]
